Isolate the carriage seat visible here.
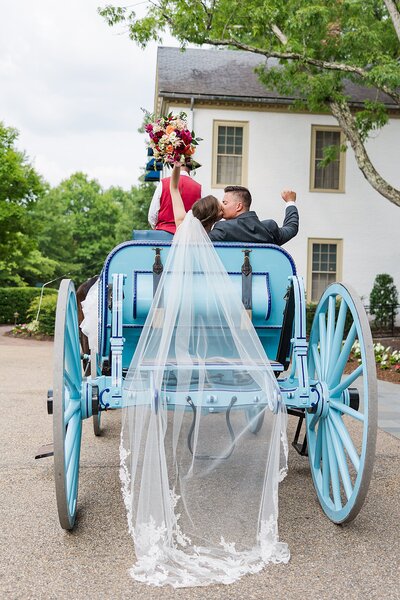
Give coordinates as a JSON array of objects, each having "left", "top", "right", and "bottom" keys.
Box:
[
  {"left": 100, "top": 239, "right": 297, "bottom": 373},
  {"left": 132, "top": 230, "right": 173, "bottom": 240}
]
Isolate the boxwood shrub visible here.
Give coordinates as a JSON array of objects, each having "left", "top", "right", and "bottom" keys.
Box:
[
  {"left": 27, "top": 294, "right": 58, "bottom": 336},
  {"left": 0, "top": 287, "right": 58, "bottom": 324}
]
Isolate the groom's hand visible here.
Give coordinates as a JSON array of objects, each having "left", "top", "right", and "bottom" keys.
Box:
[{"left": 281, "top": 190, "right": 296, "bottom": 203}]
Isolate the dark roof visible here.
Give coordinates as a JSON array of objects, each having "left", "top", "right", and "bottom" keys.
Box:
[{"left": 156, "top": 46, "right": 397, "bottom": 107}]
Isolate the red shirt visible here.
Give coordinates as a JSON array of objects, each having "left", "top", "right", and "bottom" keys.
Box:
[{"left": 155, "top": 175, "right": 201, "bottom": 234}]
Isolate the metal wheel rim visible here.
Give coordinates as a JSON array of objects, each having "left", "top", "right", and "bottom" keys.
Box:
[
  {"left": 306, "top": 282, "right": 377, "bottom": 523},
  {"left": 53, "top": 279, "right": 82, "bottom": 530}
]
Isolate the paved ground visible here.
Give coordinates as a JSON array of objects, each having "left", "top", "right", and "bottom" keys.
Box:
[{"left": 1, "top": 326, "right": 400, "bottom": 600}]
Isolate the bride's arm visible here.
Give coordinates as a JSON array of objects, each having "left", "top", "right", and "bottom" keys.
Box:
[{"left": 170, "top": 164, "right": 186, "bottom": 228}]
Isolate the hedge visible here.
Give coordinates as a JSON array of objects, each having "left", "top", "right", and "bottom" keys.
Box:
[
  {"left": 27, "top": 294, "right": 58, "bottom": 336},
  {"left": 0, "top": 287, "right": 58, "bottom": 324}
]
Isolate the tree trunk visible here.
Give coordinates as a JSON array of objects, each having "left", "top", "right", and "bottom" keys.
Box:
[
  {"left": 384, "top": 0, "right": 400, "bottom": 43},
  {"left": 330, "top": 100, "right": 400, "bottom": 208}
]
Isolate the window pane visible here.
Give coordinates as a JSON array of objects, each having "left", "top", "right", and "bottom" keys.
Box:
[
  {"left": 217, "top": 155, "right": 242, "bottom": 185},
  {"left": 314, "top": 130, "right": 341, "bottom": 190},
  {"left": 311, "top": 242, "right": 338, "bottom": 301},
  {"left": 311, "top": 273, "right": 336, "bottom": 302},
  {"left": 216, "top": 125, "right": 244, "bottom": 184}
]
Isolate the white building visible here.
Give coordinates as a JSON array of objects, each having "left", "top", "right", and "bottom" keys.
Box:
[{"left": 153, "top": 46, "right": 400, "bottom": 305}]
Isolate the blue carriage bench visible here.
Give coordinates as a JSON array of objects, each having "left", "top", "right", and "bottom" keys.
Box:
[{"left": 50, "top": 234, "right": 377, "bottom": 530}]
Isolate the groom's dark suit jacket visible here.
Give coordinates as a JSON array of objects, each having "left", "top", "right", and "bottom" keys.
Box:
[{"left": 208, "top": 206, "right": 299, "bottom": 245}]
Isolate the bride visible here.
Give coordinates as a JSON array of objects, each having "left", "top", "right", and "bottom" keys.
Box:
[{"left": 119, "top": 163, "right": 290, "bottom": 587}]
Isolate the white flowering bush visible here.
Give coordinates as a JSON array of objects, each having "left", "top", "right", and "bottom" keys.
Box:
[{"left": 351, "top": 340, "right": 400, "bottom": 372}]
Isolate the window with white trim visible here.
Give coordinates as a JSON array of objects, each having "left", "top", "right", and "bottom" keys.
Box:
[
  {"left": 307, "top": 239, "right": 343, "bottom": 302},
  {"left": 310, "top": 126, "right": 345, "bottom": 192},
  {"left": 212, "top": 121, "right": 248, "bottom": 187}
]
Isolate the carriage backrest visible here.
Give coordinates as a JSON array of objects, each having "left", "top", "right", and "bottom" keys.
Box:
[{"left": 99, "top": 240, "right": 296, "bottom": 370}]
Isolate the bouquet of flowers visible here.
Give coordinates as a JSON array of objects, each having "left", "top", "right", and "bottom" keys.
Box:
[{"left": 144, "top": 110, "right": 201, "bottom": 168}]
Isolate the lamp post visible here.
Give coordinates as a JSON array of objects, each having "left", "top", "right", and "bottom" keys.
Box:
[{"left": 14, "top": 311, "right": 19, "bottom": 325}]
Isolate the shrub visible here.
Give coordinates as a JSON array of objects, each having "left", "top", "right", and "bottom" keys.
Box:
[
  {"left": 26, "top": 294, "right": 58, "bottom": 336},
  {"left": 0, "top": 287, "right": 57, "bottom": 324},
  {"left": 369, "top": 274, "right": 399, "bottom": 330}
]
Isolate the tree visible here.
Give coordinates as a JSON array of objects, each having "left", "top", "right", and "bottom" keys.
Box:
[
  {"left": 369, "top": 273, "right": 399, "bottom": 329},
  {"left": 0, "top": 122, "right": 57, "bottom": 286},
  {"left": 34, "top": 174, "right": 155, "bottom": 285},
  {"left": 100, "top": 0, "right": 400, "bottom": 207},
  {"left": 34, "top": 172, "right": 122, "bottom": 284},
  {"left": 111, "top": 180, "right": 156, "bottom": 241}
]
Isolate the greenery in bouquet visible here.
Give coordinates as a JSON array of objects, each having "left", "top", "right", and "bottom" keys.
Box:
[{"left": 144, "top": 111, "right": 201, "bottom": 167}]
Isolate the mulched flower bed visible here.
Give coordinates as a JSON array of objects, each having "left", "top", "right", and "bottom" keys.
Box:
[{"left": 5, "top": 329, "right": 53, "bottom": 342}]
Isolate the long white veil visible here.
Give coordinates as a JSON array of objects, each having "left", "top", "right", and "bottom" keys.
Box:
[{"left": 121, "top": 211, "right": 289, "bottom": 587}]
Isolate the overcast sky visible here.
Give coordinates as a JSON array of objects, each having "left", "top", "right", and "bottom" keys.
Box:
[{"left": 0, "top": 0, "right": 176, "bottom": 190}]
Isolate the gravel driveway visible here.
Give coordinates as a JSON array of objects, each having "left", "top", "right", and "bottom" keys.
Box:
[{"left": 1, "top": 327, "right": 399, "bottom": 600}]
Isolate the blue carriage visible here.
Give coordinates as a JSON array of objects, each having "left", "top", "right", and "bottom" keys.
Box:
[{"left": 51, "top": 233, "right": 377, "bottom": 530}]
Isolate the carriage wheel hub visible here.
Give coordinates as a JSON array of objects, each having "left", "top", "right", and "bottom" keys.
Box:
[{"left": 311, "top": 382, "right": 330, "bottom": 418}]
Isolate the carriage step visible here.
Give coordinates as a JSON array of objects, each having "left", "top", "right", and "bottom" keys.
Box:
[
  {"left": 35, "top": 443, "right": 54, "bottom": 459},
  {"left": 287, "top": 408, "right": 308, "bottom": 456}
]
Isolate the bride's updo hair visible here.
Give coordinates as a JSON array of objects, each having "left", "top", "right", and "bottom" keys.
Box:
[{"left": 192, "top": 195, "right": 221, "bottom": 232}]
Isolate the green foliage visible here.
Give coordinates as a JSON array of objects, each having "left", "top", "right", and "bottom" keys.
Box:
[
  {"left": 0, "top": 287, "right": 57, "bottom": 324},
  {"left": 1, "top": 120, "right": 155, "bottom": 288},
  {"left": 369, "top": 273, "right": 399, "bottom": 330},
  {"left": 0, "top": 121, "right": 56, "bottom": 286},
  {"left": 113, "top": 180, "right": 156, "bottom": 240},
  {"left": 27, "top": 294, "right": 58, "bottom": 336},
  {"left": 100, "top": 0, "right": 400, "bottom": 164},
  {"left": 33, "top": 173, "right": 155, "bottom": 285}
]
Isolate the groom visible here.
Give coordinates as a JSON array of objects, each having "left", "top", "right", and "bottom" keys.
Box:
[{"left": 208, "top": 185, "right": 298, "bottom": 245}]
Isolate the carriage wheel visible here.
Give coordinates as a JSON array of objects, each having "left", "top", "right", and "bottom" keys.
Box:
[
  {"left": 91, "top": 351, "right": 102, "bottom": 436},
  {"left": 245, "top": 406, "right": 265, "bottom": 434},
  {"left": 53, "top": 280, "right": 82, "bottom": 530},
  {"left": 306, "top": 283, "right": 377, "bottom": 524}
]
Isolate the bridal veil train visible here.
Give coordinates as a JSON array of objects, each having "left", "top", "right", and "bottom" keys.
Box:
[{"left": 120, "top": 211, "right": 290, "bottom": 587}]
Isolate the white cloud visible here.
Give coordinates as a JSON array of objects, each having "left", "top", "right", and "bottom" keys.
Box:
[{"left": 0, "top": 0, "right": 173, "bottom": 189}]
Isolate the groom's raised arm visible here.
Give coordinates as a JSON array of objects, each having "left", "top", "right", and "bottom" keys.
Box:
[{"left": 261, "top": 190, "right": 299, "bottom": 246}]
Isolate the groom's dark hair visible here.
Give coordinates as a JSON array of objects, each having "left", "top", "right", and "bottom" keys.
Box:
[{"left": 224, "top": 185, "right": 252, "bottom": 210}]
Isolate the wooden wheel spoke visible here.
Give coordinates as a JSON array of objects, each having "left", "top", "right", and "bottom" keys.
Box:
[
  {"left": 65, "top": 318, "right": 81, "bottom": 379},
  {"left": 330, "top": 364, "right": 363, "bottom": 398},
  {"left": 64, "top": 369, "right": 80, "bottom": 398},
  {"left": 321, "top": 421, "right": 330, "bottom": 498},
  {"left": 309, "top": 411, "right": 320, "bottom": 432},
  {"left": 330, "top": 399, "right": 364, "bottom": 422},
  {"left": 311, "top": 343, "right": 322, "bottom": 381},
  {"left": 327, "top": 416, "right": 353, "bottom": 501},
  {"left": 326, "top": 298, "right": 348, "bottom": 383},
  {"left": 329, "top": 409, "right": 360, "bottom": 472},
  {"left": 318, "top": 313, "right": 327, "bottom": 378},
  {"left": 327, "top": 322, "right": 357, "bottom": 388},
  {"left": 65, "top": 411, "right": 81, "bottom": 473},
  {"left": 67, "top": 449, "right": 80, "bottom": 514},
  {"left": 314, "top": 422, "right": 323, "bottom": 469},
  {"left": 324, "top": 296, "right": 336, "bottom": 379},
  {"left": 325, "top": 424, "right": 342, "bottom": 510},
  {"left": 64, "top": 397, "right": 81, "bottom": 427}
]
